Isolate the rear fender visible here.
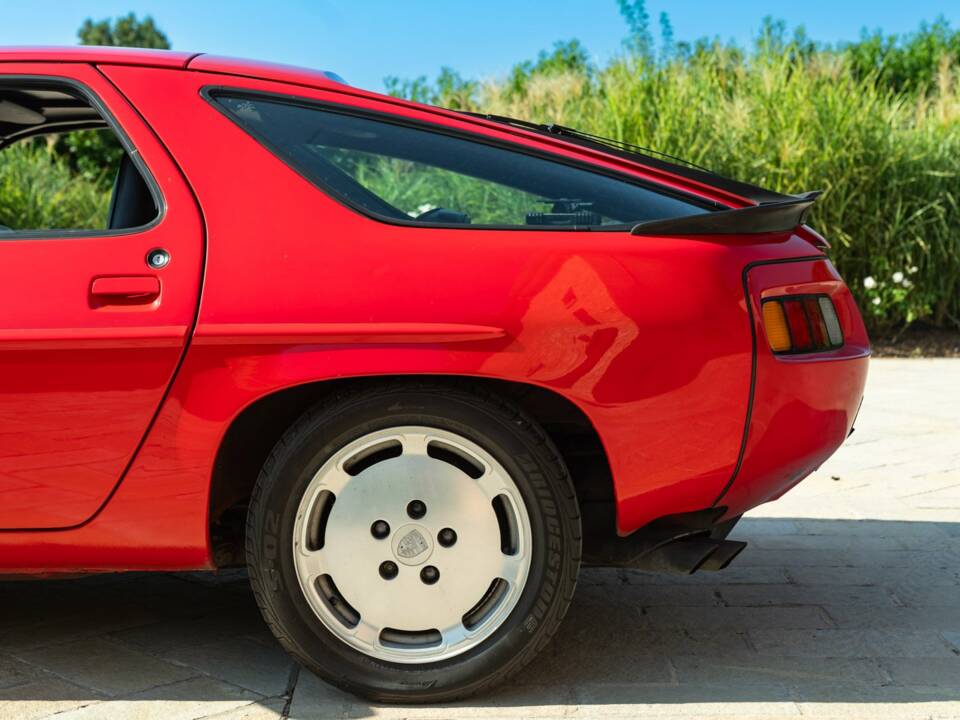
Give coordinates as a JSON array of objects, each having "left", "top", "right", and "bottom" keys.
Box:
[{"left": 714, "top": 257, "right": 869, "bottom": 516}]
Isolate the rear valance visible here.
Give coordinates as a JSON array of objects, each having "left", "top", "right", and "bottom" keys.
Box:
[{"left": 631, "top": 191, "right": 822, "bottom": 236}]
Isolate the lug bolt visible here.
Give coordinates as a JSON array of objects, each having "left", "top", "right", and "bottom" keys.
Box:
[
  {"left": 420, "top": 565, "right": 439, "bottom": 585},
  {"left": 379, "top": 561, "right": 398, "bottom": 580},
  {"left": 371, "top": 520, "right": 390, "bottom": 539},
  {"left": 406, "top": 500, "right": 427, "bottom": 519},
  {"left": 438, "top": 528, "right": 457, "bottom": 547}
]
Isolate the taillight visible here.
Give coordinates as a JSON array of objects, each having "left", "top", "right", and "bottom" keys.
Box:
[
  {"left": 761, "top": 295, "right": 843, "bottom": 354},
  {"left": 761, "top": 302, "right": 792, "bottom": 352}
]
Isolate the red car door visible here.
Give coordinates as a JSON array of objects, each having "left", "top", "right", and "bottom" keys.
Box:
[{"left": 0, "top": 63, "right": 203, "bottom": 529}]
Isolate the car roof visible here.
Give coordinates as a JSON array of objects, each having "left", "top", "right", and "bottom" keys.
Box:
[
  {"left": 0, "top": 46, "right": 198, "bottom": 68},
  {"left": 186, "top": 54, "right": 347, "bottom": 88},
  {"left": 0, "top": 46, "right": 346, "bottom": 88}
]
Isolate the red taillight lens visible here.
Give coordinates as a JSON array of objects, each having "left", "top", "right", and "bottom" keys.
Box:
[
  {"left": 761, "top": 295, "right": 843, "bottom": 355},
  {"left": 803, "top": 297, "right": 829, "bottom": 347},
  {"left": 782, "top": 299, "right": 812, "bottom": 351}
]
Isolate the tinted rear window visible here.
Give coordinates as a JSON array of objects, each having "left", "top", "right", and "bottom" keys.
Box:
[{"left": 213, "top": 92, "right": 709, "bottom": 229}]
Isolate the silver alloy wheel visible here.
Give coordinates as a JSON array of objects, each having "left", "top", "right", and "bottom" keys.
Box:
[{"left": 292, "top": 426, "right": 533, "bottom": 663}]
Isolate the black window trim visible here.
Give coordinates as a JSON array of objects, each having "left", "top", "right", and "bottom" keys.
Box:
[
  {"left": 201, "top": 85, "right": 722, "bottom": 233},
  {"left": 0, "top": 74, "right": 165, "bottom": 240}
]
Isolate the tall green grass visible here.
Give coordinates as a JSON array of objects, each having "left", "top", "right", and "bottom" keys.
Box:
[
  {"left": 393, "top": 43, "right": 960, "bottom": 330},
  {"left": 0, "top": 140, "right": 110, "bottom": 231}
]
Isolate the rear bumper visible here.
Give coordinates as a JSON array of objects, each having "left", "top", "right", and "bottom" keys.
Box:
[{"left": 715, "top": 257, "right": 869, "bottom": 516}]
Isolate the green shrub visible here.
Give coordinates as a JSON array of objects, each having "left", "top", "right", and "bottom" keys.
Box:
[{"left": 0, "top": 140, "right": 110, "bottom": 230}]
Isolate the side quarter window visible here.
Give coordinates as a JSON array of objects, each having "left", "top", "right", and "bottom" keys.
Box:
[
  {"left": 209, "top": 91, "right": 709, "bottom": 229},
  {"left": 0, "top": 80, "right": 159, "bottom": 236}
]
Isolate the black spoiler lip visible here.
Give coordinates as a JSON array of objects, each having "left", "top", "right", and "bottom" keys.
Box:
[{"left": 631, "top": 191, "right": 823, "bottom": 236}]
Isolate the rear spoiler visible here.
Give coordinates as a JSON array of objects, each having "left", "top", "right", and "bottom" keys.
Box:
[{"left": 632, "top": 191, "right": 822, "bottom": 236}]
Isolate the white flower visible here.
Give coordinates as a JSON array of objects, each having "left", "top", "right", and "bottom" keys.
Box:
[
  {"left": 863, "top": 276, "right": 877, "bottom": 289},
  {"left": 872, "top": 297, "right": 881, "bottom": 306},
  {"left": 909, "top": 266, "right": 919, "bottom": 273},
  {"left": 903, "top": 279, "right": 913, "bottom": 288},
  {"left": 892, "top": 271, "right": 904, "bottom": 284}
]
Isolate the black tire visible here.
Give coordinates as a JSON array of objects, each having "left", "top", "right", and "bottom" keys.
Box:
[{"left": 245, "top": 382, "right": 581, "bottom": 703}]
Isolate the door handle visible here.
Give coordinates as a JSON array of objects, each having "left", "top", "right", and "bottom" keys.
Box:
[{"left": 90, "top": 276, "right": 161, "bottom": 302}]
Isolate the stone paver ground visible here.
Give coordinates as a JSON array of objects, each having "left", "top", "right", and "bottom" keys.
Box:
[{"left": 1, "top": 358, "right": 958, "bottom": 719}]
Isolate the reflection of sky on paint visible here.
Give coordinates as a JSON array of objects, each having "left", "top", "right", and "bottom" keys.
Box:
[{"left": 0, "top": 0, "right": 955, "bottom": 92}]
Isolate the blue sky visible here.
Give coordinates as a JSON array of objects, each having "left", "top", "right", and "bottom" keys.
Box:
[{"left": 0, "top": 1, "right": 956, "bottom": 91}]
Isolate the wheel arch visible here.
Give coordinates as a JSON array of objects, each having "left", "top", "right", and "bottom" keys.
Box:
[{"left": 208, "top": 375, "right": 615, "bottom": 567}]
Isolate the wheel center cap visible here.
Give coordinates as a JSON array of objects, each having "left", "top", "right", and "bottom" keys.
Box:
[{"left": 392, "top": 524, "right": 434, "bottom": 566}]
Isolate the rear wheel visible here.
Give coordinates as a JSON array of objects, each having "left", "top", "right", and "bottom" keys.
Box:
[{"left": 246, "top": 384, "right": 581, "bottom": 703}]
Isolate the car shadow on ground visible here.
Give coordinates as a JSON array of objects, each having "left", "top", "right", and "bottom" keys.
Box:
[{"left": 1, "top": 517, "right": 958, "bottom": 718}]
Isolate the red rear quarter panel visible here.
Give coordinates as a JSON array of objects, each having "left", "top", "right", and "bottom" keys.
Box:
[
  {"left": 0, "top": 62, "right": 863, "bottom": 571},
  {"left": 716, "top": 258, "right": 869, "bottom": 517}
]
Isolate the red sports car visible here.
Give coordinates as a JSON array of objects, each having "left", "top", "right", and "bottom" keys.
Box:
[{"left": 0, "top": 47, "right": 869, "bottom": 702}]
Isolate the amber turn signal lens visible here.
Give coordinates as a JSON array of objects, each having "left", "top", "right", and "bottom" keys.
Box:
[{"left": 762, "top": 301, "right": 792, "bottom": 352}]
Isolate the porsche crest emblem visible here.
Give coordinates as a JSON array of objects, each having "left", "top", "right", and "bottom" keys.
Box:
[{"left": 396, "top": 529, "right": 429, "bottom": 558}]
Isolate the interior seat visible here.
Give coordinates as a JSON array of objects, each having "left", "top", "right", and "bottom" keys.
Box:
[{"left": 108, "top": 153, "right": 158, "bottom": 230}]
